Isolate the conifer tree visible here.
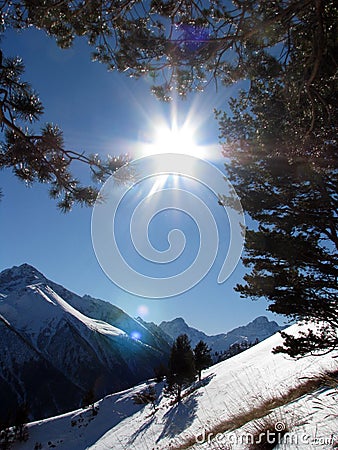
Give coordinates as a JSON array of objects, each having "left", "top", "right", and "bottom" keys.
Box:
[
  {"left": 82, "top": 388, "right": 98, "bottom": 416},
  {"left": 194, "top": 340, "right": 212, "bottom": 381},
  {"left": 217, "top": 5, "right": 337, "bottom": 354},
  {"left": 154, "top": 363, "right": 169, "bottom": 383},
  {"left": 82, "top": 388, "right": 93, "bottom": 405},
  {"left": 166, "top": 334, "right": 195, "bottom": 402},
  {"left": 0, "top": 47, "right": 128, "bottom": 210},
  {"left": 13, "top": 403, "right": 29, "bottom": 442}
]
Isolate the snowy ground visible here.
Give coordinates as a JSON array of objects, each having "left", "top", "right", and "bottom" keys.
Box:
[{"left": 11, "top": 323, "right": 338, "bottom": 450}]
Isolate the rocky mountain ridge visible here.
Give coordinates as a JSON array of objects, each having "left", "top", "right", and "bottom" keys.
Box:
[{"left": 159, "top": 315, "right": 286, "bottom": 353}]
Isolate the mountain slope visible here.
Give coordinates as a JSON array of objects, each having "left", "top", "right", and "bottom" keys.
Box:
[
  {"left": 0, "top": 315, "right": 84, "bottom": 422},
  {"left": 0, "top": 264, "right": 169, "bottom": 423},
  {"left": 159, "top": 316, "right": 285, "bottom": 352},
  {"left": 0, "top": 264, "right": 171, "bottom": 353},
  {"left": 10, "top": 323, "right": 338, "bottom": 450}
]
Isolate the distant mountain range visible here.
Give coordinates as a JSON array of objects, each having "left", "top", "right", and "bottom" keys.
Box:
[
  {"left": 0, "top": 264, "right": 170, "bottom": 423},
  {"left": 0, "top": 263, "right": 285, "bottom": 424},
  {"left": 159, "top": 316, "right": 285, "bottom": 353}
]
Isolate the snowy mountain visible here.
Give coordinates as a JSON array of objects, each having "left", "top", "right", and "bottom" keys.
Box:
[
  {"left": 8, "top": 322, "right": 338, "bottom": 450},
  {"left": 0, "top": 264, "right": 170, "bottom": 423},
  {"left": 0, "top": 264, "right": 171, "bottom": 353},
  {"left": 159, "top": 316, "right": 285, "bottom": 352}
]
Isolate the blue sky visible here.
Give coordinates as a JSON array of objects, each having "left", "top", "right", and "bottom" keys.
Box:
[{"left": 0, "top": 28, "right": 285, "bottom": 334}]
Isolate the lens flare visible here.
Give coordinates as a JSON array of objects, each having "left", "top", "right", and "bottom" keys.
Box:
[
  {"left": 137, "top": 305, "right": 149, "bottom": 317},
  {"left": 131, "top": 331, "right": 141, "bottom": 340}
]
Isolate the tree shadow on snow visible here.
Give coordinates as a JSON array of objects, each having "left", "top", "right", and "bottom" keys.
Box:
[
  {"left": 127, "top": 377, "right": 213, "bottom": 445},
  {"left": 201, "top": 373, "right": 215, "bottom": 386},
  {"left": 156, "top": 392, "right": 200, "bottom": 442},
  {"left": 127, "top": 413, "right": 156, "bottom": 445},
  {"left": 193, "top": 373, "right": 216, "bottom": 389}
]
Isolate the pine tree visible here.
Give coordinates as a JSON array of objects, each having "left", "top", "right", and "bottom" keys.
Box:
[
  {"left": 82, "top": 388, "right": 98, "bottom": 416},
  {"left": 13, "top": 404, "right": 29, "bottom": 442},
  {"left": 154, "top": 363, "right": 169, "bottom": 383},
  {"left": 194, "top": 340, "right": 212, "bottom": 381},
  {"left": 4, "top": 1, "right": 332, "bottom": 101},
  {"left": 212, "top": 0, "right": 337, "bottom": 357},
  {"left": 0, "top": 48, "right": 128, "bottom": 210},
  {"left": 217, "top": 5, "right": 337, "bottom": 355},
  {"left": 82, "top": 388, "right": 95, "bottom": 409},
  {"left": 166, "top": 334, "right": 195, "bottom": 402}
]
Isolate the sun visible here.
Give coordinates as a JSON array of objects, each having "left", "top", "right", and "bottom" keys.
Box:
[
  {"left": 141, "top": 122, "right": 203, "bottom": 157},
  {"left": 154, "top": 125, "right": 196, "bottom": 154}
]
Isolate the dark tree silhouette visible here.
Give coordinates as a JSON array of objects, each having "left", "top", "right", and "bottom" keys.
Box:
[
  {"left": 166, "top": 334, "right": 195, "bottom": 402},
  {"left": 154, "top": 363, "right": 169, "bottom": 383},
  {"left": 194, "top": 340, "right": 212, "bottom": 381}
]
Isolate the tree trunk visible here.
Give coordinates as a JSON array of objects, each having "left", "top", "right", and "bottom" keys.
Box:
[{"left": 177, "top": 384, "right": 182, "bottom": 402}]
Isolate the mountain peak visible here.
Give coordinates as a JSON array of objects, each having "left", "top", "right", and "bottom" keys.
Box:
[
  {"left": 0, "top": 263, "right": 46, "bottom": 295},
  {"left": 159, "top": 317, "right": 189, "bottom": 333},
  {"left": 252, "top": 316, "right": 269, "bottom": 324},
  {"left": 171, "top": 317, "right": 187, "bottom": 325},
  {"left": 2, "top": 263, "right": 43, "bottom": 276}
]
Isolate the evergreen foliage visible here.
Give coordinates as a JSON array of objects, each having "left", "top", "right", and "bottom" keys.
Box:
[
  {"left": 13, "top": 403, "right": 29, "bottom": 442},
  {"left": 225, "top": 340, "right": 258, "bottom": 359},
  {"left": 154, "top": 363, "right": 169, "bottom": 383},
  {"left": 3, "top": 1, "right": 332, "bottom": 100},
  {"left": 0, "top": 45, "right": 129, "bottom": 210},
  {"left": 82, "top": 388, "right": 95, "bottom": 409},
  {"left": 0, "top": 403, "right": 29, "bottom": 448},
  {"left": 194, "top": 340, "right": 212, "bottom": 381},
  {"left": 216, "top": 0, "right": 337, "bottom": 356},
  {"left": 166, "top": 334, "right": 195, "bottom": 402},
  {"left": 82, "top": 388, "right": 98, "bottom": 416}
]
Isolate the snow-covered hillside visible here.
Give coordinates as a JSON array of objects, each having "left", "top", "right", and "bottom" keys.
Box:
[{"left": 10, "top": 323, "right": 338, "bottom": 450}]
